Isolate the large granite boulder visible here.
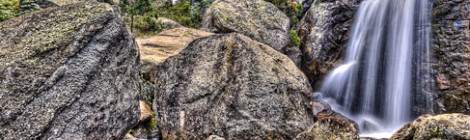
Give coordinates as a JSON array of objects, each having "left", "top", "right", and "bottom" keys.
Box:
[
  {"left": 295, "top": 111, "right": 359, "bottom": 140},
  {"left": 202, "top": 0, "right": 301, "bottom": 64},
  {"left": 137, "top": 27, "right": 213, "bottom": 124},
  {"left": 390, "top": 113, "right": 470, "bottom": 140},
  {"left": 432, "top": 0, "right": 470, "bottom": 114},
  {"left": 0, "top": 2, "right": 140, "bottom": 139},
  {"left": 152, "top": 33, "right": 314, "bottom": 139},
  {"left": 298, "top": 0, "right": 360, "bottom": 85}
]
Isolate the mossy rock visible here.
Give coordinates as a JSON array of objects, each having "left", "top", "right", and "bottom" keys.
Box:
[{"left": 391, "top": 114, "right": 470, "bottom": 140}]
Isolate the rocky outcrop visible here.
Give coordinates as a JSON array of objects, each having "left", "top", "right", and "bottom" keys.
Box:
[
  {"left": 202, "top": 0, "right": 301, "bottom": 64},
  {"left": 207, "top": 135, "right": 226, "bottom": 140},
  {"left": 152, "top": 33, "right": 314, "bottom": 139},
  {"left": 390, "top": 113, "right": 470, "bottom": 140},
  {"left": 156, "top": 17, "right": 184, "bottom": 30},
  {"left": 202, "top": 0, "right": 289, "bottom": 51},
  {"left": 298, "top": 0, "right": 360, "bottom": 85},
  {"left": 432, "top": 0, "right": 470, "bottom": 114},
  {"left": 295, "top": 111, "right": 359, "bottom": 140},
  {"left": 0, "top": 2, "right": 140, "bottom": 139}
]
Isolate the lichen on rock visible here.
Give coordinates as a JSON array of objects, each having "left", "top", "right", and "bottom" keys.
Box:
[
  {"left": 390, "top": 113, "right": 470, "bottom": 140},
  {"left": 202, "top": 0, "right": 301, "bottom": 64},
  {"left": 0, "top": 2, "right": 140, "bottom": 139},
  {"left": 294, "top": 111, "right": 359, "bottom": 140},
  {"left": 432, "top": 0, "right": 470, "bottom": 114},
  {"left": 151, "top": 33, "right": 315, "bottom": 139}
]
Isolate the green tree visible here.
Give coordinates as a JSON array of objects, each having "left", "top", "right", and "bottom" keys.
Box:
[
  {"left": 119, "top": 0, "right": 203, "bottom": 35},
  {"left": 158, "top": 0, "right": 200, "bottom": 28},
  {"left": 120, "top": 0, "right": 158, "bottom": 33}
]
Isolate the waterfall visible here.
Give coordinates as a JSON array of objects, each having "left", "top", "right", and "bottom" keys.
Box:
[{"left": 317, "top": 0, "right": 433, "bottom": 138}]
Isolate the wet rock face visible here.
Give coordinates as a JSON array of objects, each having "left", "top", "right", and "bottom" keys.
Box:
[
  {"left": 152, "top": 33, "right": 314, "bottom": 139},
  {"left": 390, "top": 113, "right": 470, "bottom": 140},
  {"left": 294, "top": 111, "right": 359, "bottom": 140},
  {"left": 432, "top": 0, "right": 470, "bottom": 114},
  {"left": 298, "top": 0, "right": 360, "bottom": 85},
  {"left": 0, "top": 2, "right": 140, "bottom": 139},
  {"left": 202, "top": 0, "right": 299, "bottom": 58}
]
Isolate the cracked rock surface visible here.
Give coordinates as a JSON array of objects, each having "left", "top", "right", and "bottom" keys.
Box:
[
  {"left": 432, "top": 0, "right": 470, "bottom": 114},
  {"left": 152, "top": 33, "right": 314, "bottom": 139},
  {"left": 0, "top": 2, "right": 140, "bottom": 139},
  {"left": 202, "top": 0, "right": 301, "bottom": 65}
]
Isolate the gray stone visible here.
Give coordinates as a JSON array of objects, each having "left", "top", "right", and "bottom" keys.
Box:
[
  {"left": 202, "top": 0, "right": 301, "bottom": 65},
  {"left": 432, "top": 0, "right": 470, "bottom": 114},
  {"left": 0, "top": 2, "right": 140, "bottom": 139},
  {"left": 152, "top": 33, "right": 315, "bottom": 139}
]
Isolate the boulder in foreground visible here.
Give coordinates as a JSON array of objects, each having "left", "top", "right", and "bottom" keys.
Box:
[
  {"left": 0, "top": 2, "right": 140, "bottom": 139},
  {"left": 152, "top": 33, "right": 314, "bottom": 139}
]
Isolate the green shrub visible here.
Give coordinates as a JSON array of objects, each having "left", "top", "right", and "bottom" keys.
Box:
[
  {"left": 119, "top": 0, "right": 159, "bottom": 35},
  {"left": 0, "top": 0, "right": 19, "bottom": 22},
  {"left": 120, "top": 0, "right": 203, "bottom": 35},
  {"left": 147, "top": 116, "right": 158, "bottom": 129},
  {"left": 289, "top": 29, "right": 301, "bottom": 47},
  {"left": 157, "top": 0, "right": 201, "bottom": 28}
]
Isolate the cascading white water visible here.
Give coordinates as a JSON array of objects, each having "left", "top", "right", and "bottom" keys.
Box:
[{"left": 317, "top": 0, "right": 432, "bottom": 138}]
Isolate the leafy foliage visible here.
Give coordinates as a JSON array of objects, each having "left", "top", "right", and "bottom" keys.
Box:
[
  {"left": 289, "top": 29, "right": 301, "bottom": 47},
  {"left": 0, "top": 0, "right": 19, "bottom": 22},
  {"left": 157, "top": 0, "right": 202, "bottom": 28},
  {"left": 120, "top": 0, "right": 204, "bottom": 35},
  {"left": 120, "top": 0, "right": 158, "bottom": 34}
]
